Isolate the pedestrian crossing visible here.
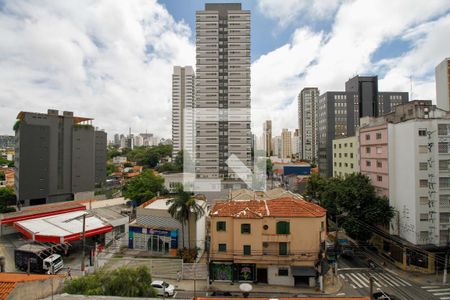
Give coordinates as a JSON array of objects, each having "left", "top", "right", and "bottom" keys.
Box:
[
  {"left": 339, "top": 271, "right": 412, "bottom": 289},
  {"left": 421, "top": 285, "right": 450, "bottom": 299}
]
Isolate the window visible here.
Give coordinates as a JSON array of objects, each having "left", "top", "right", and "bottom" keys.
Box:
[
  {"left": 376, "top": 133, "right": 382, "bottom": 139},
  {"left": 419, "top": 145, "right": 429, "bottom": 153},
  {"left": 241, "top": 223, "right": 251, "bottom": 234},
  {"left": 366, "top": 147, "right": 371, "bottom": 154},
  {"left": 350, "top": 153, "right": 354, "bottom": 158},
  {"left": 377, "top": 175, "right": 382, "bottom": 182},
  {"left": 419, "top": 179, "right": 428, "bottom": 188},
  {"left": 279, "top": 242, "right": 288, "bottom": 255},
  {"left": 276, "top": 221, "right": 290, "bottom": 234},
  {"left": 321, "top": 221, "right": 325, "bottom": 231},
  {"left": 420, "top": 213, "right": 428, "bottom": 221},
  {"left": 438, "top": 124, "right": 448, "bottom": 136},
  {"left": 418, "top": 129, "right": 427, "bottom": 136},
  {"left": 350, "top": 163, "right": 354, "bottom": 168},
  {"left": 377, "top": 161, "right": 382, "bottom": 168},
  {"left": 278, "top": 268, "right": 289, "bottom": 276},
  {"left": 243, "top": 245, "right": 251, "bottom": 255},
  {"left": 420, "top": 197, "right": 428, "bottom": 205},
  {"left": 366, "top": 160, "right": 371, "bottom": 167},
  {"left": 376, "top": 147, "right": 382, "bottom": 154},
  {"left": 440, "top": 177, "right": 450, "bottom": 188},
  {"left": 216, "top": 221, "right": 226, "bottom": 231},
  {"left": 439, "top": 160, "right": 450, "bottom": 171},
  {"left": 365, "top": 134, "right": 370, "bottom": 140},
  {"left": 350, "top": 143, "right": 353, "bottom": 147},
  {"left": 218, "top": 243, "right": 227, "bottom": 252},
  {"left": 419, "top": 162, "right": 428, "bottom": 171}
]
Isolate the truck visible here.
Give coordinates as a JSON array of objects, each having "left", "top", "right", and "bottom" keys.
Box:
[{"left": 15, "top": 244, "right": 64, "bottom": 274}]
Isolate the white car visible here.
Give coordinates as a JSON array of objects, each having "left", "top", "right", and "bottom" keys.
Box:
[{"left": 151, "top": 280, "right": 175, "bottom": 297}]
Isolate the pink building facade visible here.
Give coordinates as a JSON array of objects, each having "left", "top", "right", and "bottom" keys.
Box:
[{"left": 359, "top": 123, "right": 389, "bottom": 197}]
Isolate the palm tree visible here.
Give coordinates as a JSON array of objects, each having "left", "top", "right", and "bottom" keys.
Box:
[{"left": 166, "top": 185, "right": 205, "bottom": 249}]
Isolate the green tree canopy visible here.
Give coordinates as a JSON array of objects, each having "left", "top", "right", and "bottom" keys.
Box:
[
  {"left": 63, "top": 266, "right": 156, "bottom": 297},
  {"left": 306, "top": 173, "right": 394, "bottom": 241},
  {"left": 123, "top": 170, "right": 166, "bottom": 205},
  {"left": 126, "top": 145, "right": 172, "bottom": 168},
  {"left": 0, "top": 187, "right": 16, "bottom": 213}
]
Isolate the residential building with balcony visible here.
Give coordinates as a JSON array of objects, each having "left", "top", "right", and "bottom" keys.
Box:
[
  {"left": 209, "top": 196, "right": 327, "bottom": 287},
  {"left": 332, "top": 135, "right": 359, "bottom": 178}
]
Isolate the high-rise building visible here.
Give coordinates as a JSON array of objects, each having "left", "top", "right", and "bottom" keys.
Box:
[
  {"left": 436, "top": 58, "right": 450, "bottom": 111},
  {"left": 14, "top": 109, "right": 106, "bottom": 206},
  {"left": 298, "top": 87, "right": 319, "bottom": 162},
  {"left": 272, "top": 136, "right": 281, "bottom": 158},
  {"left": 263, "top": 120, "right": 272, "bottom": 157},
  {"left": 113, "top": 133, "right": 120, "bottom": 146},
  {"left": 281, "top": 129, "right": 292, "bottom": 159},
  {"left": 292, "top": 129, "right": 299, "bottom": 158},
  {"left": 318, "top": 76, "right": 408, "bottom": 177},
  {"left": 195, "top": 3, "right": 251, "bottom": 180},
  {"left": 172, "top": 66, "right": 195, "bottom": 160}
]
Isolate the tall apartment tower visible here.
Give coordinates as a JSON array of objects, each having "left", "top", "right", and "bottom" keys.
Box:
[
  {"left": 298, "top": 87, "right": 319, "bottom": 162},
  {"left": 195, "top": 3, "right": 251, "bottom": 180},
  {"left": 292, "top": 129, "right": 299, "bottom": 158},
  {"left": 318, "top": 75, "right": 408, "bottom": 177},
  {"left": 14, "top": 109, "right": 106, "bottom": 206},
  {"left": 281, "top": 129, "right": 292, "bottom": 159},
  {"left": 263, "top": 120, "right": 272, "bottom": 157},
  {"left": 436, "top": 58, "right": 450, "bottom": 111},
  {"left": 172, "top": 66, "right": 195, "bottom": 160}
]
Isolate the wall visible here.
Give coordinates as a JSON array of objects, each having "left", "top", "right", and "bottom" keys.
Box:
[
  {"left": 436, "top": 59, "right": 450, "bottom": 111},
  {"left": 7, "top": 278, "right": 64, "bottom": 300},
  {"left": 72, "top": 126, "right": 95, "bottom": 193},
  {"left": 332, "top": 135, "right": 359, "bottom": 177},
  {"left": 267, "top": 265, "right": 294, "bottom": 286}
]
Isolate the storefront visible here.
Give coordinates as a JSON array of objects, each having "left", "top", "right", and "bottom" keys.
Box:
[
  {"left": 128, "top": 225, "right": 178, "bottom": 256},
  {"left": 210, "top": 262, "right": 256, "bottom": 282}
]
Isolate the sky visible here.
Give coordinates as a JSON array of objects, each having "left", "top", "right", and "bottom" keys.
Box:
[{"left": 0, "top": 0, "right": 449, "bottom": 139}]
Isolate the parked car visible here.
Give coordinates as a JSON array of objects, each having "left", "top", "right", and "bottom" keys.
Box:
[
  {"left": 373, "top": 292, "right": 401, "bottom": 300},
  {"left": 151, "top": 280, "right": 175, "bottom": 297},
  {"left": 337, "top": 239, "right": 354, "bottom": 257}
]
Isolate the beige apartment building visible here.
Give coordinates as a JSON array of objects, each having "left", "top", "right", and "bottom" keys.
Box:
[
  {"left": 332, "top": 135, "right": 359, "bottom": 177},
  {"left": 209, "top": 196, "right": 326, "bottom": 287},
  {"left": 281, "top": 129, "right": 292, "bottom": 159}
]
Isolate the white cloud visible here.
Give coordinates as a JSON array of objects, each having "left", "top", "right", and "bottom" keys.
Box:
[
  {"left": 257, "top": 0, "right": 343, "bottom": 27},
  {"left": 0, "top": 0, "right": 195, "bottom": 137},
  {"left": 251, "top": 0, "right": 450, "bottom": 136}
]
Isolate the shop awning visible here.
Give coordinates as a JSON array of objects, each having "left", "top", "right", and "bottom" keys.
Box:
[{"left": 291, "top": 266, "right": 317, "bottom": 277}]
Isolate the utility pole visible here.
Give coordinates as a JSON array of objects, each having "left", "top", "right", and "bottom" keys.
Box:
[
  {"left": 444, "top": 250, "right": 449, "bottom": 284},
  {"left": 81, "top": 214, "right": 86, "bottom": 274},
  {"left": 369, "top": 276, "right": 374, "bottom": 300}
]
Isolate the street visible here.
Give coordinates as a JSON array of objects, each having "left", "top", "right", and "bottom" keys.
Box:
[{"left": 336, "top": 248, "right": 450, "bottom": 300}]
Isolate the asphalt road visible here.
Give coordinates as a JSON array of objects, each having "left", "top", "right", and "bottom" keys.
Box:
[{"left": 336, "top": 249, "right": 449, "bottom": 300}]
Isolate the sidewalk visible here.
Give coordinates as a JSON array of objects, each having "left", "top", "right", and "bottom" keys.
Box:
[{"left": 173, "top": 275, "right": 342, "bottom": 295}]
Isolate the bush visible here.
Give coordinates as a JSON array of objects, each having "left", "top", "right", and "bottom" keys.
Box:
[
  {"left": 64, "top": 266, "right": 157, "bottom": 297},
  {"left": 177, "top": 247, "right": 200, "bottom": 263}
]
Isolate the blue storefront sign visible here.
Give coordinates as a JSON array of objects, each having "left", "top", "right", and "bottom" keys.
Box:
[{"left": 128, "top": 225, "right": 178, "bottom": 249}]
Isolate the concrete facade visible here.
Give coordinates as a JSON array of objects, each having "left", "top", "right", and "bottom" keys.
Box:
[
  {"left": 14, "top": 109, "right": 106, "bottom": 206},
  {"left": 436, "top": 58, "right": 450, "bottom": 111},
  {"left": 281, "top": 129, "right": 292, "bottom": 159},
  {"left": 263, "top": 120, "right": 272, "bottom": 157},
  {"left": 298, "top": 88, "right": 319, "bottom": 162},
  {"left": 172, "top": 66, "right": 195, "bottom": 160},
  {"left": 318, "top": 76, "right": 408, "bottom": 177},
  {"left": 195, "top": 3, "right": 251, "bottom": 180},
  {"left": 332, "top": 135, "right": 359, "bottom": 178}
]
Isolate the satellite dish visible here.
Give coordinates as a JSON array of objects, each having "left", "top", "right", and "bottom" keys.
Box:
[{"left": 239, "top": 283, "right": 252, "bottom": 292}]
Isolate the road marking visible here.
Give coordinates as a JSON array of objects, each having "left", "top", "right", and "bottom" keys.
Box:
[
  {"left": 439, "top": 297, "right": 450, "bottom": 300},
  {"left": 433, "top": 292, "right": 450, "bottom": 296},
  {"left": 428, "top": 288, "right": 450, "bottom": 292},
  {"left": 336, "top": 293, "right": 346, "bottom": 296},
  {"left": 347, "top": 273, "right": 367, "bottom": 288},
  {"left": 422, "top": 286, "right": 441, "bottom": 288},
  {"left": 378, "top": 272, "right": 399, "bottom": 286},
  {"left": 173, "top": 292, "right": 177, "bottom": 298},
  {"left": 382, "top": 272, "right": 404, "bottom": 286},
  {"left": 372, "top": 273, "right": 392, "bottom": 287}
]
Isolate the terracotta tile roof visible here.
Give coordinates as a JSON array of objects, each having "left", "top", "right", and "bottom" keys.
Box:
[
  {"left": 194, "top": 298, "right": 369, "bottom": 300},
  {"left": 211, "top": 196, "right": 326, "bottom": 218},
  {"left": 0, "top": 273, "right": 62, "bottom": 300}
]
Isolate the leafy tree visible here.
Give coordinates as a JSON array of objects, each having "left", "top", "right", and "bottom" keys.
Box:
[
  {"left": 0, "top": 172, "right": 4, "bottom": 181},
  {"left": 304, "top": 173, "right": 327, "bottom": 200},
  {"left": 64, "top": 266, "right": 156, "bottom": 297},
  {"left": 106, "top": 163, "right": 118, "bottom": 175},
  {"left": 0, "top": 157, "right": 8, "bottom": 166},
  {"left": 123, "top": 170, "right": 165, "bottom": 205},
  {"left": 174, "top": 150, "right": 183, "bottom": 171},
  {"left": 7, "top": 161, "right": 14, "bottom": 168},
  {"left": 107, "top": 147, "right": 121, "bottom": 160},
  {"left": 157, "top": 162, "right": 178, "bottom": 173},
  {"left": 266, "top": 159, "right": 273, "bottom": 177},
  {"left": 0, "top": 187, "right": 16, "bottom": 213},
  {"left": 166, "top": 185, "right": 205, "bottom": 249}
]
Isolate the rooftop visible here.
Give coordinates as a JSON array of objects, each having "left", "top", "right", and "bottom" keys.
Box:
[
  {"left": 211, "top": 196, "right": 326, "bottom": 218},
  {"left": 0, "top": 273, "right": 61, "bottom": 300}
]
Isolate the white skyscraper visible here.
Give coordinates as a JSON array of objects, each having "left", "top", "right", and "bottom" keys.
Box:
[
  {"left": 299, "top": 87, "right": 319, "bottom": 162},
  {"left": 172, "top": 66, "right": 195, "bottom": 160},
  {"left": 195, "top": 3, "right": 251, "bottom": 181}
]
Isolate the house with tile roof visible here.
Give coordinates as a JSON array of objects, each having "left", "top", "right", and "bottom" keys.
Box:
[{"left": 209, "top": 196, "right": 327, "bottom": 288}]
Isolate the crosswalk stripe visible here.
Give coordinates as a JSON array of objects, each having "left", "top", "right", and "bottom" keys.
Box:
[
  {"left": 392, "top": 275, "right": 412, "bottom": 286},
  {"left": 357, "top": 273, "right": 381, "bottom": 287},
  {"left": 372, "top": 273, "right": 392, "bottom": 287},
  {"left": 354, "top": 273, "right": 370, "bottom": 285},
  {"left": 439, "top": 297, "right": 450, "bottom": 299},
  {"left": 344, "top": 273, "right": 362, "bottom": 288},
  {"left": 347, "top": 273, "right": 367, "bottom": 288},
  {"left": 382, "top": 272, "right": 404, "bottom": 286},
  {"left": 422, "top": 286, "right": 440, "bottom": 288},
  {"left": 428, "top": 288, "right": 450, "bottom": 292},
  {"left": 379, "top": 273, "right": 400, "bottom": 286},
  {"left": 433, "top": 292, "right": 450, "bottom": 296}
]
